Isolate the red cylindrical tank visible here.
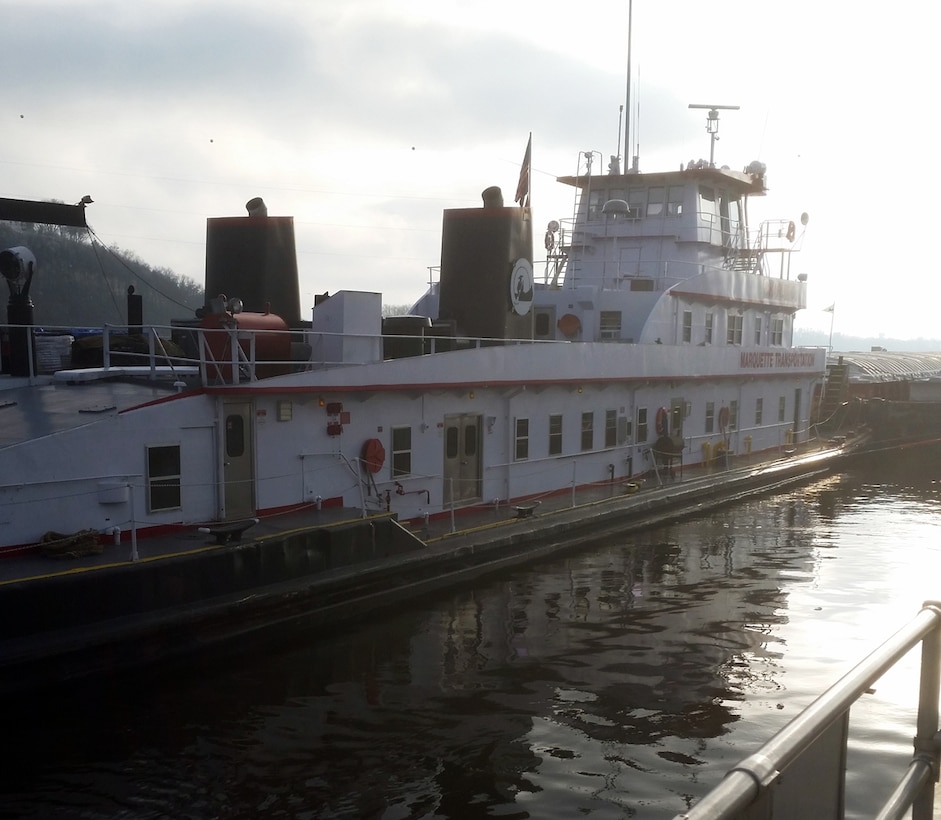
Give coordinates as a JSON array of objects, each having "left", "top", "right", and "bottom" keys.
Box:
[{"left": 199, "top": 310, "right": 291, "bottom": 381}]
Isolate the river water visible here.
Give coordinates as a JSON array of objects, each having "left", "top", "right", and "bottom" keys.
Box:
[{"left": 5, "top": 450, "right": 941, "bottom": 819}]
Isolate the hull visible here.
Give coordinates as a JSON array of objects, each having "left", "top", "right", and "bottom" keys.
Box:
[{"left": 0, "top": 445, "right": 846, "bottom": 695}]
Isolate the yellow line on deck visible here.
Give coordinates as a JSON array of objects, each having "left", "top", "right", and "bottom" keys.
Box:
[{"left": 0, "top": 543, "right": 224, "bottom": 587}]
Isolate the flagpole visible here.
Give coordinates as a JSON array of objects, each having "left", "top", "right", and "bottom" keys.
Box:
[
  {"left": 514, "top": 133, "right": 532, "bottom": 207},
  {"left": 816, "top": 303, "right": 836, "bottom": 431},
  {"left": 526, "top": 132, "right": 531, "bottom": 206}
]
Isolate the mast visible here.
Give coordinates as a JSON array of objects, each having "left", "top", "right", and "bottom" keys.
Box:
[{"left": 623, "top": 0, "right": 633, "bottom": 172}]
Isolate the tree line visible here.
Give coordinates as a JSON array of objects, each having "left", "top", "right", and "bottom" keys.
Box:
[{"left": 0, "top": 221, "right": 203, "bottom": 328}]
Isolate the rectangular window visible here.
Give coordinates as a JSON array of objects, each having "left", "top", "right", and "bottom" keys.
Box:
[
  {"left": 705, "top": 401, "right": 715, "bottom": 434},
  {"left": 682, "top": 310, "right": 693, "bottom": 343},
  {"left": 581, "top": 411, "right": 594, "bottom": 451},
  {"left": 605, "top": 410, "right": 617, "bottom": 447},
  {"left": 698, "top": 186, "right": 717, "bottom": 217},
  {"left": 514, "top": 418, "right": 529, "bottom": 461},
  {"left": 548, "top": 413, "right": 563, "bottom": 455},
  {"left": 729, "top": 400, "right": 739, "bottom": 430},
  {"left": 647, "top": 187, "right": 664, "bottom": 217},
  {"left": 627, "top": 188, "right": 645, "bottom": 219},
  {"left": 535, "top": 311, "right": 551, "bottom": 338},
  {"left": 771, "top": 317, "right": 784, "bottom": 346},
  {"left": 755, "top": 397, "right": 763, "bottom": 426},
  {"left": 637, "top": 407, "right": 648, "bottom": 443},
  {"left": 727, "top": 314, "right": 743, "bottom": 345},
  {"left": 225, "top": 415, "right": 244, "bottom": 457},
  {"left": 778, "top": 395, "right": 786, "bottom": 423},
  {"left": 618, "top": 415, "right": 632, "bottom": 445},
  {"left": 391, "top": 426, "right": 412, "bottom": 477},
  {"left": 754, "top": 317, "right": 762, "bottom": 345},
  {"left": 147, "top": 444, "right": 181, "bottom": 512},
  {"left": 667, "top": 186, "right": 684, "bottom": 216},
  {"left": 600, "top": 311, "right": 622, "bottom": 340},
  {"left": 705, "top": 312, "right": 714, "bottom": 344},
  {"left": 587, "top": 190, "right": 605, "bottom": 220}
]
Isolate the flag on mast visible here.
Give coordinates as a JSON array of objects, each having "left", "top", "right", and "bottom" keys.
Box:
[
  {"left": 514, "top": 133, "right": 531, "bottom": 207},
  {"left": 824, "top": 303, "right": 835, "bottom": 312}
]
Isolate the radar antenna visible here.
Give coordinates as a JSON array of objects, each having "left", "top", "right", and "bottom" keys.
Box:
[{"left": 688, "top": 104, "right": 740, "bottom": 168}]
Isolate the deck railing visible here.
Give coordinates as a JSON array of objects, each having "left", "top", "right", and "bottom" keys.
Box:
[
  {"left": 674, "top": 602, "right": 941, "bottom": 820},
  {"left": 0, "top": 321, "right": 564, "bottom": 388}
]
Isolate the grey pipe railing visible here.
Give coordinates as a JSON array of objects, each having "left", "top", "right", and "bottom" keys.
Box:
[{"left": 676, "top": 601, "right": 941, "bottom": 820}]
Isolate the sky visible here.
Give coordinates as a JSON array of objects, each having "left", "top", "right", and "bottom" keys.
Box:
[{"left": 2, "top": 1, "right": 937, "bottom": 340}]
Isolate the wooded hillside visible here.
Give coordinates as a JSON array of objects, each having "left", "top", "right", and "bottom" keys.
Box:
[{"left": 0, "top": 221, "right": 203, "bottom": 328}]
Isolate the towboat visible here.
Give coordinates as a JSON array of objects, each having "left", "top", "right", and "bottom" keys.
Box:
[{"left": 0, "top": 109, "right": 826, "bottom": 556}]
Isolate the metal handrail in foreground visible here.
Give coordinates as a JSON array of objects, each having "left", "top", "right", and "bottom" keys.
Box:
[{"left": 675, "top": 602, "right": 941, "bottom": 820}]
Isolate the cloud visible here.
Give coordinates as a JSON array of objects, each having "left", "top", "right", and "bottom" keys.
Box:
[{"left": 3, "top": 1, "right": 940, "bottom": 336}]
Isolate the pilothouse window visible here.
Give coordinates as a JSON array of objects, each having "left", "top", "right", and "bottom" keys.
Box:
[
  {"left": 588, "top": 190, "right": 605, "bottom": 219},
  {"left": 698, "top": 186, "right": 717, "bottom": 216},
  {"left": 698, "top": 186, "right": 723, "bottom": 245},
  {"left": 628, "top": 189, "right": 645, "bottom": 219},
  {"left": 667, "top": 187, "right": 684, "bottom": 216}
]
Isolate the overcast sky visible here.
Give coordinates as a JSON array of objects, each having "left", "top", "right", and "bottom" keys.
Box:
[{"left": 2, "top": 1, "right": 936, "bottom": 339}]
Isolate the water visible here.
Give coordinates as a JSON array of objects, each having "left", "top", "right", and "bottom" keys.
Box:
[{"left": 5, "top": 451, "right": 941, "bottom": 819}]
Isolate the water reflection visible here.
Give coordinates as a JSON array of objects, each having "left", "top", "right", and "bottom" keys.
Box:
[{"left": 5, "top": 457, "right": 941, "bottom": 818}]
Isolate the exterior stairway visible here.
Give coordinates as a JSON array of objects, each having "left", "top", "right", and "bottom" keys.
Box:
[{"left": 817, "top": 359, "right": 850, "bottom": 427}]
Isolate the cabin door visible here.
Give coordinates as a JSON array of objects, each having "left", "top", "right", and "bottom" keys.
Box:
[
  {"left": 670, "top": 398, "right": 685, "bottom": 436},
  {"left": 443, "top": 413, "right": 482, "bottom": 505},
  {"left": 222, "top": 400, "right": 255, "bottom": 519}
]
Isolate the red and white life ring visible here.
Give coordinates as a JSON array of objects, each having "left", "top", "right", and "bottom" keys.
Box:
[
  {"left": 361, "top": 438, "right": 386, "bottom": 474},
  {"left": 655, "top": 407, "right": 669, "bottom": 436},
  {"left": 718, "top": 406, "right": 730, "bottom": 432}
]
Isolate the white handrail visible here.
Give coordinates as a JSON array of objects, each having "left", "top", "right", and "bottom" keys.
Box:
[{"left": 675, "top": 602, "right": 941, "bottom": 820}]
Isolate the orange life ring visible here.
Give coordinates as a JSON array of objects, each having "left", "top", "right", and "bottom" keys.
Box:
[
  {"left": 718, "top": 406, "right": 730, "bottom": 431},
  {"left": 361, "top": 438, "right": 385, "bottom": 474},
  {"left": 557, "top": 313, "right": 581, "bottom": 337},
  {"left": 655, "top": 407, "right": 669, "bottom": 436}
]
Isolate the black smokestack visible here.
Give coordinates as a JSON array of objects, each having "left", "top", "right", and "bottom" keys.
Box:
[{"left": 203, "top": 198, "right": 301, "bottom": 325}]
